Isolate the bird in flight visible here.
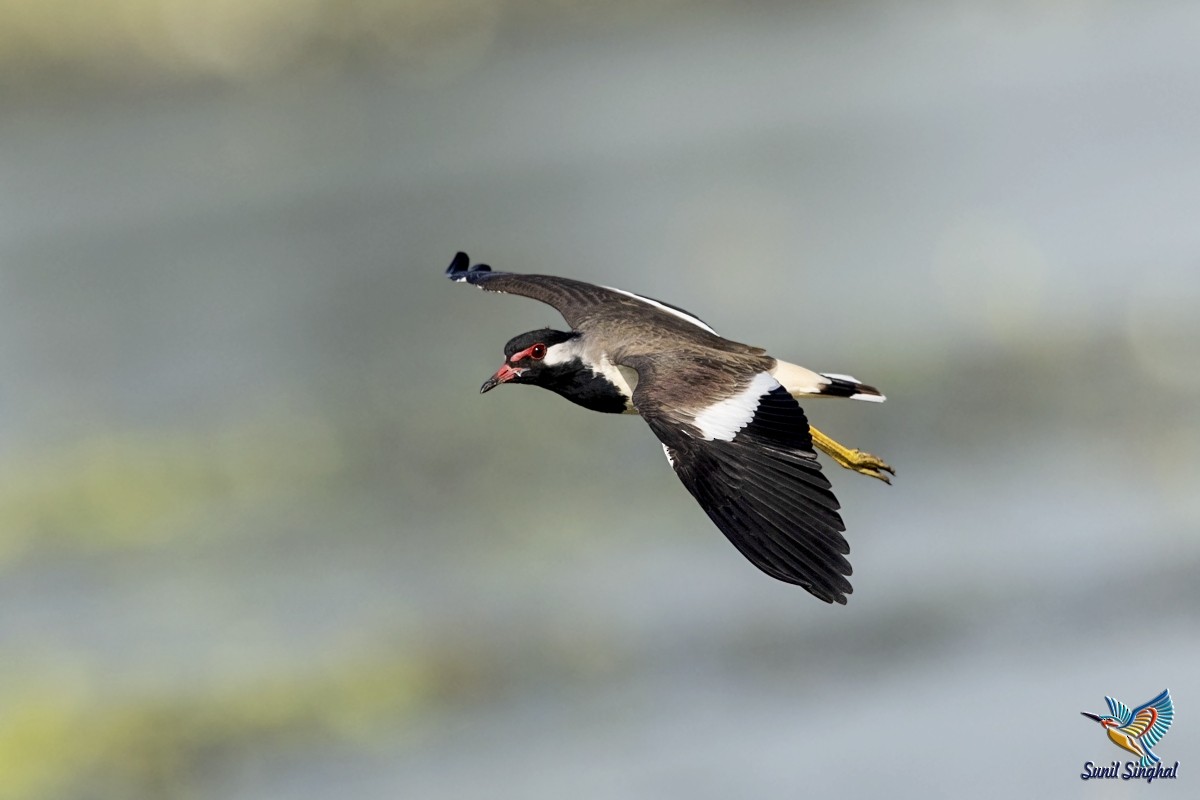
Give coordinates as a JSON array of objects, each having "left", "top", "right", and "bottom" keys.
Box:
[
  {"left": 446, "top": 252, "right": 892, "bottom": 604},
  {"left": 1082, "top": 689, "right": 1174, "bottom": 767}
]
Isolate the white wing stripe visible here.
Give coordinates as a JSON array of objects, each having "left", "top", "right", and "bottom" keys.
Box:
[
  {"left": 694, "top": 372, "right": 779, "bottom": 441},
  {"left": 602, "top": 286, "right": 717, "bottom": 335}
]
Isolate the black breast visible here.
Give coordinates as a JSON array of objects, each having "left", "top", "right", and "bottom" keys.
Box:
[{"left": 543, "top": 367, "right": 631, "bottom": 414}]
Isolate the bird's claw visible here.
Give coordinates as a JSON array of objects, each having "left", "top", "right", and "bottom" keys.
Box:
[
  {"left": 835, "top": 449, "right": 895, "bottom": 484},
  {"left": 808, "top": 426, "right": 895, "bottom": 484}
]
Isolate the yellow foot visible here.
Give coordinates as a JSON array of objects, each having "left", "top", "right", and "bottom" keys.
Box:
[{"left": 809, "top": 426, "right": 895, "bottom": 484}]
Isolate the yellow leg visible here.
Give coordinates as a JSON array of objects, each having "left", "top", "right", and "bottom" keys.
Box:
[{"left": 809, "top": 426, "right": 894, "bottom": 484}]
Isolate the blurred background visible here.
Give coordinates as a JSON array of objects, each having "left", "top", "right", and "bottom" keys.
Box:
[{"left": 2, "top": 1, "right": 1198, "bottom": 797}]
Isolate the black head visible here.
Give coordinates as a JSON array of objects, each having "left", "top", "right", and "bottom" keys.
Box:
[
  {"left": 479, "top": 328, "right": 631, "bottom": 414},
  {"left": 479, "top": 328, "right": 578, "bottom": 394}
]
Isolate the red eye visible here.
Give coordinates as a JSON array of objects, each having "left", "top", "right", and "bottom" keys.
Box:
[{"left": 531, "top": 344, "right": 547, "bottom": 360}]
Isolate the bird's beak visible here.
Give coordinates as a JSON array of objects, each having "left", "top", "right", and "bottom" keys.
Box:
[
  {"left": 1081, "top": 712, "right": 1102, "bottom": 722},
  {"left": 480, "top": 363, "right": 523, "bottom": 394}
]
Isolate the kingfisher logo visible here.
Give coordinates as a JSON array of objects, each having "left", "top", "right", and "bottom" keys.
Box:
[{"left": 1080, "top": 689, "right": 1179, "bottom": 783}]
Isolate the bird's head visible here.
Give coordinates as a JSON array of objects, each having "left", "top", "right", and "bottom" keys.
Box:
[
  {"left": 479, "top": 328, "right": 632, "bottom": 414},
  {"left": 1081, "top": 712, "right": 1118, "bottom": 729},
  {"left": 479, "top": 328, "right": 580, "bottom": 394}
]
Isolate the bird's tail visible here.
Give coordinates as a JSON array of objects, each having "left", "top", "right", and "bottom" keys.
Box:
[
  {"left": 1140, "top": 747, "right": 1162, "bottom": 768},
  {"left": 771, "top": 360, "right": 886, "bottom": 403},
  {"left": 816, "top": 373, "right": 886, "bottom": 402}
]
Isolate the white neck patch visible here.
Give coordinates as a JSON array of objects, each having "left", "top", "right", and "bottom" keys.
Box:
[
  {"left": 693, "top": 372, "right": 779, "bottom": 441},
  {"left": 544, "top": 338, "right": 637, "bottom": 411},
  {"left": 602, "top": 286, "right": 718, "bottom": 335},
  {"left": 542, "top": 338, "right": 585, "bottom": 367}
]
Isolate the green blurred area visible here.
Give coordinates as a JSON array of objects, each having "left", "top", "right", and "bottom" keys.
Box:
[
  {"left": 0, "top": 416, "right": 341, "bottom": 559},
  {"left": 2, "top": 1, "right": 1199, "bottom": 798},
  {"left": 0, "top": 649, "right": 441, "bottom": 800},
  {"left": 0, "top": 0, "right": 703, "bottom": 90}
]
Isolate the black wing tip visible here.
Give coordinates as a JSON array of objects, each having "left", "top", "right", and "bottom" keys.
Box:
[
  {"left": 765, "top": 566, "right": 851, "bottom": 604},
  {"left": 796, "top": 573, "right": 853, "bottom": 605},
  {"left": 445, "top": 251, "right": 493, "bottom": 282}
]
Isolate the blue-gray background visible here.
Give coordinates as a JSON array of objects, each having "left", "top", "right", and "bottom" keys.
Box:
[{"left": 1, "top": 1, "right": 1197, "bottom": 798}]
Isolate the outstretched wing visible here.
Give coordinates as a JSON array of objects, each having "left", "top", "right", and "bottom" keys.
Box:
[
  {"left": 1105, "top": 696, "right": 1134, "bottom": 727},
  {"left": 1125, "top": 689, "right": 1173, "bottom": 748},
  {"left": 630, "top": 358, "right": 852, "bottom": 604},
  {"left": 445, "top": 251, "right": 717, "bottom": 334}
]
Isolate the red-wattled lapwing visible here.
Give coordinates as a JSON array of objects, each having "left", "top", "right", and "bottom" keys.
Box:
[{"left": 447, "top": 252, "right": 892, "bottom": 604}]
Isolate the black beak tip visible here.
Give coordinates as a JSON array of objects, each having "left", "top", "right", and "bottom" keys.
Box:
[
  {"left": 1081, "top": 712, "right": 1101, "bottom": 722},
  {"left": 480, "top": 378, "right": 498, "bottom": 394}
]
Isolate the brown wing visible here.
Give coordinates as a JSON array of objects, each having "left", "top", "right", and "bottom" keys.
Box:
[
  {"left": 629, "top": 355, "right": 853, "bottom": 603},
  {"left": 445, "top": 252, "right": 722, "bottom": 337}
]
